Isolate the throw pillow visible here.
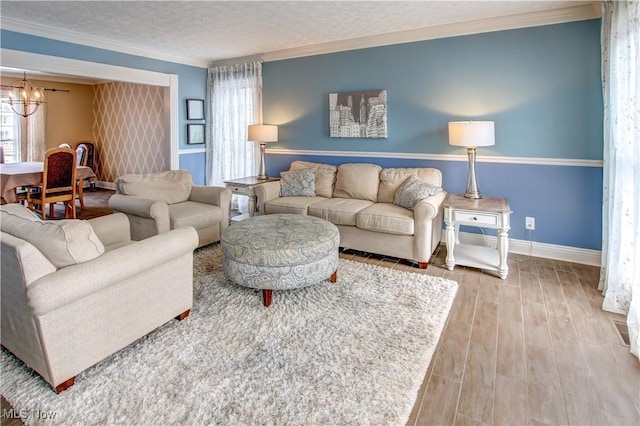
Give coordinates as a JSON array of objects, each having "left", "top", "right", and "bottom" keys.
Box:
[
  {"left": 280, "top": 168, "right": 316, "bottom": 197},
  {"left": 1, "top": 205, "right": 105, "bottom": 269},
  {"left": 290, "top": 161, "right": 337, "bottom": 198},
  {"left": 393, "top": 174, "right": 443, "bottom": 210}
]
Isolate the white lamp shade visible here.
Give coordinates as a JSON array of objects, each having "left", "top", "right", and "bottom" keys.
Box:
[
  {"left": 448, "top": 121, "right": 495, "bottom": 147},
  {"left": 248, "top": 124, "right": 278, "bottom": 143}
]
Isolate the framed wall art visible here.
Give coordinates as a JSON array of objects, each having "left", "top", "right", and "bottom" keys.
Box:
[
  {"left": 187, "top": 124, "right": 205, "bottom": 144},
  {"left": 329, "top": 90, "right": 387, "bottom": 138},
  {"left": 186, "top": 99, "right": 205, "bottom": 120}
]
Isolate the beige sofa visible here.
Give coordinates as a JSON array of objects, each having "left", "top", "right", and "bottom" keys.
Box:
[
  {"left": 255, "top": 161, "right": 446, "bottom": 268},
  {"left": 108, "top": 170, "right": 232, "bottom": 248},
  {"left": 0, "top": 204, "right": 198, "bottom": 392}
]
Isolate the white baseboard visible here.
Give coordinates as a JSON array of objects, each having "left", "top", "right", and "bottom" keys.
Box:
[
  {"left": 95, "top": 181, "right": 116, "bottom": 190},
  {"left": 444, "top": 231, "right": 601, "bottom": 266}
]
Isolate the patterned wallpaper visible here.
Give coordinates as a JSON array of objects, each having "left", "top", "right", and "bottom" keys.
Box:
[{"left": 93, "top": 82, "right": 167, "bottom": 182}]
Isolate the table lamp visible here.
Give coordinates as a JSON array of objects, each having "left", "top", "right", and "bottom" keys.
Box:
[
  {"left": 248, "top": 124, "right": 278, "bottom": 179},
  {"left": 448, "top": 121, "right": 495, "bottom": 199}
]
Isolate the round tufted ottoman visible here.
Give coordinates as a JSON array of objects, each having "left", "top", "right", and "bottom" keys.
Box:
[{"left": 221, "top": 214, "right": 340, "bottom": 307}]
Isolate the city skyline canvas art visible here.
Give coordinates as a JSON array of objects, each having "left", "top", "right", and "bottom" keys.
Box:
[{"left": 329, "top": 90, "right": 387, "bottom": 138}]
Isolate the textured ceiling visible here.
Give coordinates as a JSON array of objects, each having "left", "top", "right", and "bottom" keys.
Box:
[{"left": 1, "top": 1, "right": 598, "bottom": 67}]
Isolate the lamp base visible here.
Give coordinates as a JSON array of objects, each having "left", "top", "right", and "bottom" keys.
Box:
[
  {"left": 464, "top": 190, "right": 483, "bottom": 199},
  {"left": 464, "top": 147, "right": 483, "bottom": 199},
  {"left": 257, "top": 142, "right": 268, "bottom": 180}
]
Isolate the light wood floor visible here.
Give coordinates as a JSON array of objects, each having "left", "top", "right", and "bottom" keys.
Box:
[
  {"left": 339, "top": 246, "right": 640, "bottom": 426},
  {"left": 2, "top": 195, "right": 639, "bottom": 425}
]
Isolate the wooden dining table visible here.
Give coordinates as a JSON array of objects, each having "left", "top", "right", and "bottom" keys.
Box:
[{"left": 0, "top": 161, "right": 97, "bottom": 203}]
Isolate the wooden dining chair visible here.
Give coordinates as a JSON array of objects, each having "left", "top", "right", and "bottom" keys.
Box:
[
  {"left": 75, "top": 143, "right": 88, "bottom": 210},
  {"left": 76, "top": 141, "right": 97, "bottom": 191},
  {"left": 27, "top": 147, "right": 77, "bottom": 220}
]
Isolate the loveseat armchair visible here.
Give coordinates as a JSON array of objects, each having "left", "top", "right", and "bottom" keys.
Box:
[
  {"left": 108, "top": 170, "right": 232, "bottom": 248},
  {"left": 0, "top": 203, "right": 198, "bottom": 392},
  {"left": 255, "top": 161, "right": 446, "bottom": 268}
]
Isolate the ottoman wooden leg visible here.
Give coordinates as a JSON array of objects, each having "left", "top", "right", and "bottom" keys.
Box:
[
  {"left": 330, "top": 270, "right": 337, "bottom": 283},
  {"left": 263, "top": 289, "right": 273, "bottom": 307}
]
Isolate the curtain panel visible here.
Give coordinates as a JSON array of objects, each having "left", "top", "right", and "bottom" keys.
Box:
[
  {"left": 205, "top": 62, "right": 262, "bottom": 213},
  {"left": 599, "top": 0, "right": 640, "bottom": 359},
  {"left": 22, "top": 106, "right": 46, "bottom": 162}
]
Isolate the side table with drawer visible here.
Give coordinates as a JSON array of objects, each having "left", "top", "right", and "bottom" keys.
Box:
[
  {"left": 223, "top": 176, "right": 280, "bottom": 221},
  {"left": 443, "top": 194, "right": 512, "bottom": 279}
]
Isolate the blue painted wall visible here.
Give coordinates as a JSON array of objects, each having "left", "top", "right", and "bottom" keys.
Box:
[
  {"left": 1, "top": 19, "right": 604, "bottom": 250},
  {"left": 263, "top": 20, "right": 603, "bottom": 250}
]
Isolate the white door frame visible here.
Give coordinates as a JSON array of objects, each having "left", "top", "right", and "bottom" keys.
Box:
[{"left": 0, "top": 48, "right": 179, "bottom": 170}]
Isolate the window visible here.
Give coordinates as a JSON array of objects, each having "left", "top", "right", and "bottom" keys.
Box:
[{"left": 0, "top": 91, "right": 21, "bottom": 163}]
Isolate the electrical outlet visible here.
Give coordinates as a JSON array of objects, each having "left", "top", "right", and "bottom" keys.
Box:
[{"left": 525, "top": 216, "right": 535, "bottom": 230}]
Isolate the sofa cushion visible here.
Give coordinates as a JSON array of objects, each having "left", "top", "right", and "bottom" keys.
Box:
[
  {"left": 168, "top": 201, "right": 223, "bottom": 230},
  {"left": 290, "top": 161, "right": 337, "bottom": 198},
  {"left": 393, "top": 175, "right": 443, "bottom": 210},
  {"left": 265, "top": 197, "right": 327, "bottom": 215},
  {"left": 116, "top": 170, "right": 192, "bottom": 205},
  {"left": 0, "top": 205, "right": 105, "bottom": 269},
  {"left": 356, "top": 203, "right": 415, "bottom": 236},
  {"left": 280, "top": 168, "right": 316, "bottom": 197},
  {"left": 333, "top": 163, "right": 382, "bottom": 202},
  {"left": 378, "top": 168, "right": 443, "bottom": 203},
  {"left": 308, "top": 198, "right": 374, "bottom": 226}
]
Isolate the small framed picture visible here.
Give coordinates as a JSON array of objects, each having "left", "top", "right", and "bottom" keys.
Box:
[
  {"left": 187, "top": 124, "right": 205, "bottom": 144},
  {"left": 186, "top": 99, "right": 204, "bottom": 120}
]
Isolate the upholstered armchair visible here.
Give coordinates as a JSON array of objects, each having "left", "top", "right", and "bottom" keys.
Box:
[
  {"left": 108, "top": 170, "right": 232, "bottom": 248},
  {"left": 0, "top": 203, "right": 198, "bottom": 392}
]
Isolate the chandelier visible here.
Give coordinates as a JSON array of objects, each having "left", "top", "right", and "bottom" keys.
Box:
[{"left": 2, "top": 72, "right": 46, "bottom": 118}]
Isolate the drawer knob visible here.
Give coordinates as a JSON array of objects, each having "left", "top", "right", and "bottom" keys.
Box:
[{"left": 473, "top": 216, "right": 478, "bottom": 221}]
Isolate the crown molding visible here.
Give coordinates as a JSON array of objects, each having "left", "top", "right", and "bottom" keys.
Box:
[
  {"left": 266, "top": 148, "right": 603, "bottom": 168},
  {"left": 1, "top": 17, "right": 210, "bottom": 68},
  {"left": 3, "top": 3, "right": 599, "bottom": 68},
  {"left": 261, "top": 3, "right": 601, "bottom": 62}
]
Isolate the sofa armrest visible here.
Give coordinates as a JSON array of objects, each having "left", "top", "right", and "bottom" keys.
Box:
[
  {"left": 27, "top": 227, "right": 199, "bottom": 316},
  {"left": 189, "top": 185, "right": 231, "bottom": 207},
  {"left": 254, "top": 181, "right": 281, "bottom": 215},
  {"left": 88, "top": 213, "right": 131, "bottom": 248},
  {"left": 413, "top": 190, "right": 447, "bottom": 222},
  {"left": 108, "top": 193, "right": 170, "bottom": 239},
  {"left": 189, "top": 185, "right": 232, "bottom": 228},
  {"left": 108, "top": 194, "right": 167, "bottom": 219},
  {"left": 413, "top": 190, "right": 447, "bottom": 262}
]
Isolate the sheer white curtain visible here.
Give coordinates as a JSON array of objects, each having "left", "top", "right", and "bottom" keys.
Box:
[
  {"left": 205, "top": 62, "right": 261, "bottom": 213},
  {"left": 599, "top": 0, "right": 640, "bottom": 359},
  {"left": 21, "top": 106, "right": 46, "bottom": 161}
]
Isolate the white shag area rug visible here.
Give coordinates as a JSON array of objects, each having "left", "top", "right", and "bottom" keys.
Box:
[{"left": 1, "top": 245, "right": 458, "bottom": 425}]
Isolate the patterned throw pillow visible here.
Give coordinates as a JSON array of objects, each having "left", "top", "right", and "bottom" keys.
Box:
[
  {"left": 393, "top": 174, "right": 443, "bottom": 210},
  {"left": 280, "top": 168, "right": 316, "bottom": 197}
]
